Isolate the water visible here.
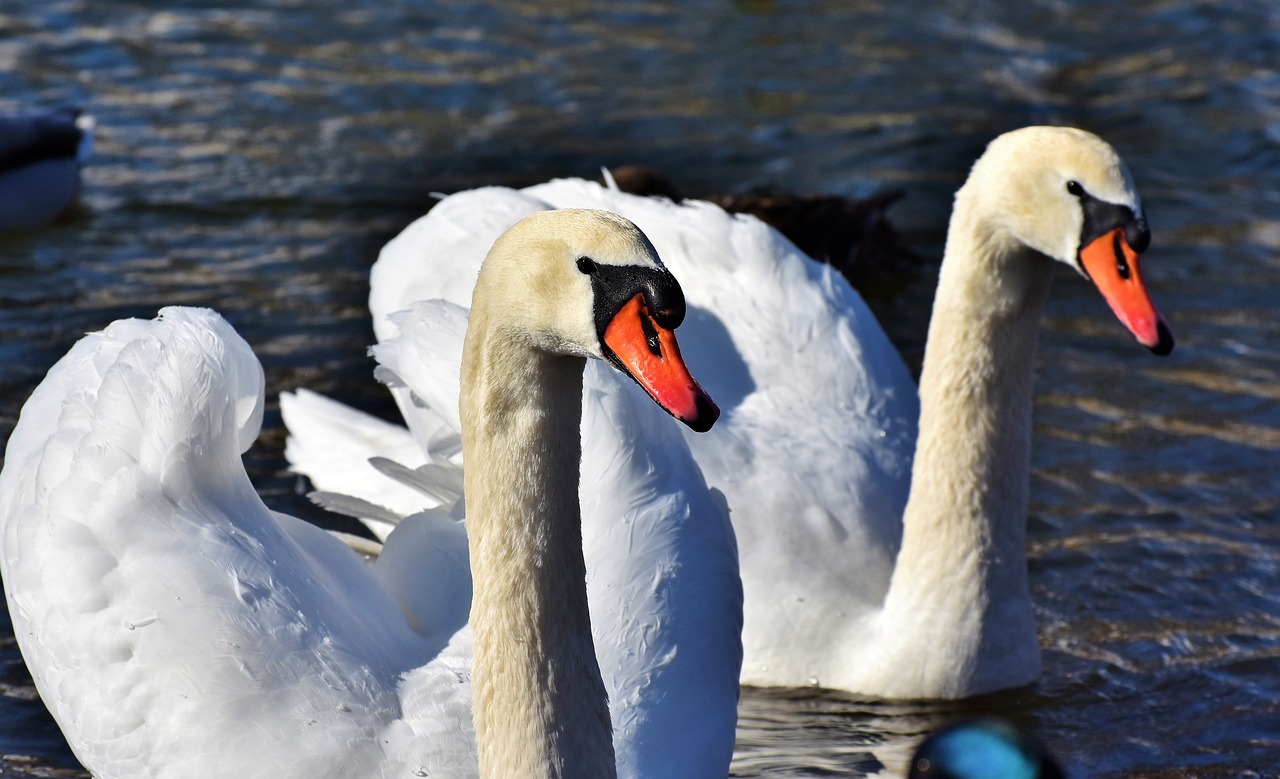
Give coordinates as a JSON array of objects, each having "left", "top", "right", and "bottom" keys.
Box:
[{"left": 0, "top": 0, "right": 1277, "bottom": 776}]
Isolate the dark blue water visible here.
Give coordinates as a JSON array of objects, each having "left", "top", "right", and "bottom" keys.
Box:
[{"left": 1, "top": 1, "right": 1278, "bottom": 776}]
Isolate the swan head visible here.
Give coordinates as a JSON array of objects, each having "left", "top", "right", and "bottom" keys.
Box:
[
  {"left": 964, "top": 126, "right": 1174, "bottom": 355},
  {"left": 474, "top": 208, "right": 720, "bottom": 432}
]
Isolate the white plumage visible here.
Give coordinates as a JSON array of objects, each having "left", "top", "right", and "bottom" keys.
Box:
[
  {"left": 2, "top": 308, "right": 458, "bottom": 777},
  {"left": 290, "top": 126, "right": 1171, "bottom": 701},
  {"left": 286, "top": 296, "right": 742, "bottom": 778},
  {"left": 2, "top": 208, "right": 741, "bottom": 777}
]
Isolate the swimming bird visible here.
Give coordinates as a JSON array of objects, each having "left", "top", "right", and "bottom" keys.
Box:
[
  {"left": 0, "top": 106, "right": 93, "bottom": 231},
  {"left": 908, "top": 720, "right": 1064, "bottom": 779},
  {"left": 0, "top": 208, "right": 737, "bottom": 778},
  {"left": 286, "top": 126, "right": 1173, "bottom": 700}
]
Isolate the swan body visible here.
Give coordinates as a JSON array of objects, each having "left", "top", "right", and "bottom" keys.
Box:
[
  {"left": 287, "top": 127, "right": 1172, "bottom": 700},
  {"left": 1, "top": 209, "right": 735, "bottom": 777},
  {"left": 0, "top": 107, "right": 93, "bottom": 231}
]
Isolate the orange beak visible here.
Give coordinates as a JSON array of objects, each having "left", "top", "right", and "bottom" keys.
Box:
[
  {"left": 1079, "top": 228, "right": 1174, "bottom": 355},
  {"left": 602, "top": 294, "right": 719, "bottom": 432}
]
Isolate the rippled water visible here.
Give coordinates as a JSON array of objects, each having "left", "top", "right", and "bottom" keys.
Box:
[{"left": 1, "top": 0, "right": 1277, "bottom": 776}]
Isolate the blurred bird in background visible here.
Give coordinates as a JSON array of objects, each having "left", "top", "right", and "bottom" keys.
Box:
[
  {"left": 0, "top": 106, "right": 93, "bottom": 232},
  {"left": 908, "top": 720, "right": 1065, "bottom": 779}
]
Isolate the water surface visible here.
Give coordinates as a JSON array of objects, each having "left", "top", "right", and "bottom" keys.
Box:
[{"left": 1, "top": 1, "right": 1277, "bottom": 776}]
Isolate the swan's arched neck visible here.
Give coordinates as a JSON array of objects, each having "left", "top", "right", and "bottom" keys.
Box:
[
  {"left": 461, "top": 307, "right": 617, "bottom": 779},
  {"left": 878, "top": 195, "right": 1052, "bottom": 695}
]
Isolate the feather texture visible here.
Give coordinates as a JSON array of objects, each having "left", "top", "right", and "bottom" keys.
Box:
[{"left": 292, "top": 127, "right": 1165, "bottom": 701}]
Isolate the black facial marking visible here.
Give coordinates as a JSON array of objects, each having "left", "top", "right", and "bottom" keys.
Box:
[
  {"left": 589, "top": 263, "right": 686, "bottom": 340},
  {"left": 1069, "top": 182, "right": 1150, "bottom": 268},
  {"left": 591, "top": 263, "right": 686, "bottom": 383}
]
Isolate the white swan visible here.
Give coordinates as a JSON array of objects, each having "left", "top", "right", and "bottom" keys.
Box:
[
  {"left": 0, "top": 209, "right": 737, "bottom": 778},
  {"left": 286, "top": 195, "right": 744, "bottom": 777},
  {"left": 285, "top": 126, "right": 1173, "bottom": 700},
  {"left": 0, "top": 106, "right": 93, "bottom": 231}
]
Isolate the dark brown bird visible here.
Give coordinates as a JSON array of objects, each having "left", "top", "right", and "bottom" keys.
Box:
[{"left": 605, "top": 165, "right": 928, "bottom": 303}]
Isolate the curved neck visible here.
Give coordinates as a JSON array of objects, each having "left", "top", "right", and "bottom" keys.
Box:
[
  {"left": 461, "top": 311, "right": 616, "bottom": 779},
  {"left": 882, "top": 196, "right": 1051, "bottom": 686}
]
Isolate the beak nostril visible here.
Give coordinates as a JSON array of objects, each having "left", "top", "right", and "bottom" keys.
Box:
[
  {"left": 1112, "top": 231, "right": 1131, "bottom": 281},
  {"left": 639, "top": 312, "right": 663, "bottom": 357}
]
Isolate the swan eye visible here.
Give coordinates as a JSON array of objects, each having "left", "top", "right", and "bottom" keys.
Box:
[
  {"left": 576, "top": 257, "right": 598, "bottom": 275},
  {"left": 1066, "top": 180, "right": 1084, "bottom": 196}
]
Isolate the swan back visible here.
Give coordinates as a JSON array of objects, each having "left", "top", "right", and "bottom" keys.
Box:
[
  {"left": 521, "top": 181, "right": 922, "bottom": 674},
  {"left": 369, "top": 187, "right": 545, "bottom": 342}
]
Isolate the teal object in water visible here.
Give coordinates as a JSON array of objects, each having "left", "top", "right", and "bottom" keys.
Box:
[{"left": 909, "top": 720, "right": 1064, "bottom": 779}]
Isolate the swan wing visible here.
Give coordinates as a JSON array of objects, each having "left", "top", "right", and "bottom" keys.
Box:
[
  {"left": 369, "top": 187, "right": 547, "bottom": 339},
  {"left": 0, "top": 308, "right": 472, "bottom": 778},
  {"left": 280, "top": 301, "right": 472, "bottom": 539},
  {"left": 281, "top": 387, "right": 429, "bottom": 535},
  {"left": 370, "top": 301, "right": 468, "bottom": 458},
  {"left": 390, "top": 626, "right": 479, "bottom": 778}
]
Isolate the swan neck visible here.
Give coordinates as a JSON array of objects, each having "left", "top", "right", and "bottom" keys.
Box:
[
  {"left": 461, "top": 316, "right": 616, "bottom": 779},
  {"left": 887, "top": 194, "right": 1052, "bottom": 668}
]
